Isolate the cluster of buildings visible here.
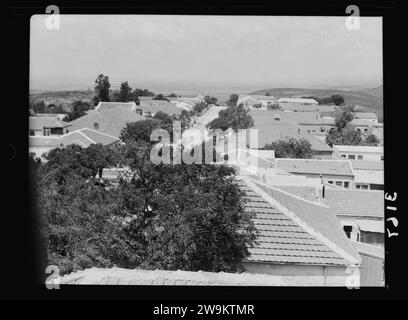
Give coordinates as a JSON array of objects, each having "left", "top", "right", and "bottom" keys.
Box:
[
  {"left": 236, "top": 95, "right": 383, "bottom": 145},
  {"left": 212, "top": 96, "right": 385, "bottom": 286},
  {"left": 29, "top": 92, "right": 385, "bottom": 286},
  {"left": 28, "top": 97, "right": 198, "bottom": 161}
]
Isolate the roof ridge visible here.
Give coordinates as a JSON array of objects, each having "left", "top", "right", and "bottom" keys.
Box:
[
  {"left": 77, "top": 130, "right": 96, "bottom": 144},
  {"left": 29, "top": 135, "right": 61, "bottom": 139},
  {"left": 241, "top": 177, "right": 360, "bottom": 266},
  {"left": 80, "top": 127, "right": 120, "bottom": 140},
  {"left": 253, "top": 179, "right": 329, "bottom": 208}
]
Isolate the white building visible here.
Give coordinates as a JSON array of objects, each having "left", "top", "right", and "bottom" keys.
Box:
[
  {"left": 277, "top": 97, "right": 319, "bottom": 106},
  {"left": 332, "top": 145, "right": 384, "bottom": 161},
  {"left": 237, "top": 95, "right": 277, "bottom": 109}
]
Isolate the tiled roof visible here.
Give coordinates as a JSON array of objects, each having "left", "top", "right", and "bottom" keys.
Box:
[
  {"left": 58, "top": 267, "right": 287, "bottom": 286},
  {"left": 240, "top": 178, "right": 360, "bottom": 266},
  {"left": 320, "top": 188, "right": 384, "bottom": 219},
  {"left": 29, "top": 136, "right": 62, "bottom": 147},
  {"left": 95, "top": 102, "right": 136, "bottom": 112},
  {"left": 274, "top": 186, "right": 319, "bottom": 202},
  {"left": 355, "top": 112, "right": 377, "bottom": 120},
  {"left": 100, "top": 106, "right": 145, "bottom": 123},
  {"left": 280, "top": 104, "right": 336, "bottom": 113},
  {"left": 238, "top": 95, "right": 276, "bottom": 103},
  {"left": 278, "top": 98, "right": 318, "bottom": 104},
  {"left": 137, "top": 100, "right": 182, "bottom": 115},
  {"left": 333, "top": 145, "right": 383, "bottom": 153},
  {"left": 60, "top": 128, "right": 119, "bottom": 147},
  {"left": 69, "top": 108, "right": 144, "bottom": 137},
  {"left": 253, "top": 123, "right": 333, "bottom": 152},
  {"left": 351, "top": 160, "right": 383, "bottom": 171},
  {"left": 275, "top": 159, "right": 353, "bottom": 176},
  {"left": 29, "top": 116, "right": 71, "bottom": 130}
]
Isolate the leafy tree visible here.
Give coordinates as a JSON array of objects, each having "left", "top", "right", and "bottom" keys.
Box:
[
  {"left": 364, "top": 134, "right": 380, "bottom": 146},
  {"left": 44, "top": 143, "right": 117, "bottom": 183},
  {"left": 134, "top": 88, "right": 155, "bottom": 97},
  {"left": 192, "top": 102, "right": 208, "bottom": 116},
  {"left": 331, "top": 94, "right": 345, "bottom": 106},
  {"left": 204, "top": 96, "right": 218, "bottom": 105},
  {"left": 117, "top": 141, "right": 258, "bottom": 272},
  {"left": 120, "top": 119, "right": 164, "bottom": 144},
  {"left": 93, "top": 74, "right": 111, "bottom": 105},
  {"left": 113, "top": 81, "right": 132, "bottom": 102},
  {"left": 326, "top": 124, "right": 363, "bottom": 146},
  {"left": 37, "top": 170, "right": 135, "bottom": 275},
  {"left": 263, "top": 138, "right": 313, "bottom": 158},
  {"left": 152, "top": 94, "right": 170, "bottom": 102},
  {"left": 208, "top": 104, "right": 254, "bottom": 132},
  {"left": 335, "top": 104, "right": 356, "bottom": 130},
  {"left": 37, "top": 137, "right": 257, "bottom": 275},
  {"left": 64, "top": 100, "right": 91, "bottom": 121},
  {"left": 226, "top": 94, "right": 239, "bottom": 107}
]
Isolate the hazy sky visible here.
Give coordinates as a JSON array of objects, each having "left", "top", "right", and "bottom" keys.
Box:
[{"left": 30, "top": 15, "right": 382, "bottom": 90}]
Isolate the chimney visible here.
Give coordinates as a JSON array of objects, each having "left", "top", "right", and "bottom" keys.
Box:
[{"left": 274, "top": 114, "right": 280, "bottom": 121}]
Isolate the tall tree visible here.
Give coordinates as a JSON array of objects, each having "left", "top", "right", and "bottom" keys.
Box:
[
  {"left": 93, "top": 74, "right": 111, "bottom": 105},
  {"left": 113, "top": 81, "right": 132, "bottom": 102},
  {"left": 226, "top": 94, "right": 239, "bottom": 107},
  {"left": 64, "top": 100, "right": 91, "bottom": 122},
  {"left": 335, "top": 104, "right": 356, "bottom": 130},
  {"left": 331, "top": 94, "right": 345, "bottom": 106}
]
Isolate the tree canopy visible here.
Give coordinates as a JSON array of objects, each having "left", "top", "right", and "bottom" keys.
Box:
[
  {"left": 263, "top": 138, "right": 313, "bottom": 158},
  {"left": 207, "top": 104, "right": 254, "bottom": 132},
  {"left": 226, "top": 94, "right": 239, "bottom": 107},
  {"left": 63, "top": 100, "right": 91, "bottom": 122},
  {"left": 35, "top": 132, "right": 257, "bottom": 275},
  {"left": 113, "top": 81, "right": 132, "bottom": 102},
  {"left": 93, "top": 74, "right": 111, "bottom": 105}
]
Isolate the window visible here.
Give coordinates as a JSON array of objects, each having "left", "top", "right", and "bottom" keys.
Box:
[
  {"left": 364, "top": 128, "right": 368, "bottom": 133},
  {"left": 335, "top": 181, "right": 343, "bottom": 187},
  {"left": 357, "top": 128, "right": 361, "bottom": 133},
  {"left": 29, "top": 130, "right": 35, "bottom": 136},
  {"left": 328, "top": 181, "right": 333, "bottom": 184},
  {"left": 348, "top": 154, "right": 356, "bottom": 159},
  {"left": 43, "top": 128, "right": 51, "bottom": 136},
  {"left": 381, "top": 156, "right": 384, "bottom": 161},
  {"left": 343, "top": 226, "right": 352, "bottom": 239},
  {"left": 341, "top": 154, "right": 346, "bottom": 158},
  {"left": 361, "top": 184, "right": 369, "bottom": 190},
  {"left": 357, "top": 155, "right": 363, "bottom": 160},
  {"left": 344, "top": 181, "right": 350, "bottom": 189},
  {"left": 356, "top": 184, "right": 361, "bottom": 189}
]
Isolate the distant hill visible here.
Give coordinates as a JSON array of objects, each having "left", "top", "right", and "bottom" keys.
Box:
[{"left": 249, "top": 87, "right": 383, "bottom": 121}]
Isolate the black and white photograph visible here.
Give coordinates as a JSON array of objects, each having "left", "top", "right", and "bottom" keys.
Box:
[{"left": 4, "top": 1, "right": 405, "bottom": 303}]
